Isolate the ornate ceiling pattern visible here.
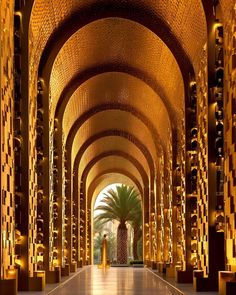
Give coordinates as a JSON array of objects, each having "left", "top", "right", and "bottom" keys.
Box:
[
  {"left": 50, "top": 18, "right": 184, "bottom": 135},
  {"left": 78, "top": 136, "right": 150, "bottom": 180},
  {"left": 85, "top": 155, "right": 144, "bottom": 191},
  {"left": 70, "top": 110, "right": 158, "bottom": 167},
  {"left": 63, "top": 72, "right": 170, "bottom": 150},
  {"left": 30, "top": 0, "right": 206, "bottom": 73},
  {"left": 219, "top": 0, "right": 236, "bottom": 19}
]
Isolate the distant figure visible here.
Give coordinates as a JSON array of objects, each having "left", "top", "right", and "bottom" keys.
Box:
[{"left": 98, "top": 234, "right": 110, "bottom": 269}]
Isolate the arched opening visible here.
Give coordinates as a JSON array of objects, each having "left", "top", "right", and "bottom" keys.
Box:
[{"left": 92, "top": 182, "right": 143, "bottom": 266}]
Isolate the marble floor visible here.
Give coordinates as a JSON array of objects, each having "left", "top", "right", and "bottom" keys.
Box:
[
  {"left": 49, "top": 266, "right": 180, "bottom": 295},
  {"left": 147, "top": 269, "right": 218, "bottom": 295},
  {"left": 19, "top": 266, "right": 181, "bottom": 295}
]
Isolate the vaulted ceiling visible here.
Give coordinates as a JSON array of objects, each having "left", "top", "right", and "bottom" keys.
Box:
[{"left": 29, "top": 0, "right": 208, "bottom": 201}]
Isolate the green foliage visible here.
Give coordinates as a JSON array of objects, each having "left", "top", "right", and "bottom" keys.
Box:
[
  {"left": 93, "top": 220, "right": 117, "bottom": 263},
  {"left": 94, "top": 184, "right": 142, "bottom": 263},
  {"left": 95, "top": 184, "right": 141, "bottom": 226}
]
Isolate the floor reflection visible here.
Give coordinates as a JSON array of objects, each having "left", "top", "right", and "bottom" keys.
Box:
[{"left": 49, "top": 266, "right": 180, "bottom": 295}]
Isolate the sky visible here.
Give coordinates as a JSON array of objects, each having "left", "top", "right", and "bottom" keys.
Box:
[{"left": 93, "top": 183, "right": 121, "bottom": 217}]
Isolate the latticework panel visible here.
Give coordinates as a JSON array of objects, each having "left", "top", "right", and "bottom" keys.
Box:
[
  {"left": 197, "top": 47, "right": 209, "bottom": 275},
  {"left": 0, "top": 0, "right": 15, "bottom": 279},
  {"left": 224, "top": 5, "right": 236, "bottom": 271}
]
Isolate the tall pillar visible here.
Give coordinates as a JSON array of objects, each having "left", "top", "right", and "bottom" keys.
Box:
[
  {"left": 143, "top": 186, "right": 150, "bottom": 265},
  {"left": 73, "top": 167, "right": 82, "bottom": 266},
  {"left": 64, "top": 149, "right": 76, "bottom": 271},
  {"left": 193, "top": 2, "right": 225, "bottom": 291},
  {"left": 224, "top": 2, "right": 236, "bottom": 273},
  {"left": 176, "top": 80, "right": 197, "bottom": 284},
  {"left": 155, "top": 162, "right": 163, "bottom": 263},
  {"left": 156, "top": 155, "right": 165, "bottom": 267},
  {"left": 0, "top": 1, "right": 17, "bottom": 294},
  {"left": 14, "top": 1, "right": 42, "bottom": 291}
]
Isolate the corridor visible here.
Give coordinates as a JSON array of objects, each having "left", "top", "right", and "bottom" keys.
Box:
[
  {"left": 1, "top": 1, "right": 236, "bottom": 294},
  {"left": 45, "top": 267, "right": 180, "bottom": 295}
]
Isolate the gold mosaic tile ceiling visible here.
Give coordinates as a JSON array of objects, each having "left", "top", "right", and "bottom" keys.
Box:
[
  {"left": 30, "top": 0, "right": 206, "bottom": 73},
  {"left": 219, "top": 0, "right": 236, "bottom": 19},
  {"left": 85, "top": 155, "right": 144, "bottom": 190},
  {"left": 78, "top": 136, "right": 149, "bottom": 180},
  {"left": 71, "top": 110, "right": 158, "bottom": 167},
  {"left": 63, "top": 72, "right": 170, "bottom": 151},
  {"left": 51, "top": 18, "right": 184, "bottom": 127}
]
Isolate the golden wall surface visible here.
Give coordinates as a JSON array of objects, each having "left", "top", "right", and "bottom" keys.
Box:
[
  {"left": 1, "top": 1, "right": 236, "bottom": 293},
  {"left": 224, "top": 3, "right": 236, "bottom": 271},
  {"left": 197, "top": 46, "right": 209, "bottom": 275},
  {"left": 0, "top": 0, "right": 15, "bottom": 280},
  {"left": 176, "top": 119, "right": 186, "bottom": 268}
]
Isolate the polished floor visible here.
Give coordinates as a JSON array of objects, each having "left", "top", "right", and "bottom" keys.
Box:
[
  {"left": 48, "top": 266, "right": 180, "bottom": 295},
  {"left": 19, "top": 266, "right": 182, "bottom": 295}
]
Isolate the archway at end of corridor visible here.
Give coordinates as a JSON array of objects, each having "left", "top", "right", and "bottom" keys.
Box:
[{"left": 91, "top": 183, "right": 143, "bottom": 266}]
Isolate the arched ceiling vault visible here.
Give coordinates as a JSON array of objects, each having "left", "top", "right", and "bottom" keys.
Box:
[
  {"left": 71, "top": 110, "right": 158, "bottom": 169},
  {"left": 81, "top": 151, "right": 148, "bottom": 192},
  {"left": 64, "top": 103, "right": 164, "bottom": 163},
  {"left": 219, "top": 0, "right": 236, "bottom": 20},
  {"left": 55, "top": 64, "right": 172, "bottom": 120},
  {"left": 50, "top": 18, "right": 184, "bottom": 129},
  {"left": 88, "top": 172, "right": 143, "bottom": 211},
  {"left": 28, "top": 1, "right": 208, "bottom": 190},
  {"left": 30, "top": 0, "right": 207, "bottom": 79},
  {"left": 62, "top": 72, "right": 170, "bottom": 153},
  {"left": 72, "top": 130, "right": 155, "bottom": 182},
  {"left": 84, "top": 155, "right": 144, "bottom": 195},
  {"left": 78, "top": 137, "right": 150, "bottom": 180}
]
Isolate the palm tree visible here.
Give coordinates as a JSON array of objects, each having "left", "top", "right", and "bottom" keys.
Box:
[
  {"left": 93, "top": 219, "right": 109, "bottom": 235},
  {"left": 95, "top": 185, "right": 141, "bottom": 264},
  {"left": 129, "top": 202, "right": 142, "bottom": 260}
]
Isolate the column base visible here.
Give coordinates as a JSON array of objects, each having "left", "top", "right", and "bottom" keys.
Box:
[
  {"left": 151, "top": 261, "right": 157, "bottom": 270},
  {"left": 70, "top": 262, "right": 77, "bottom": 273},
  {"left": 61, "top": 264, "right": 70, "bottom": 276},
  {"left": 29, "top": 271, "right": 45, "bottom": 291},
  {"left": 193, "top": 270, "right": 209, "bottom": 292},
  {"left": 219, "top": 271, "right": 236, "bottom": 295},
  {"left": 174, "top": 265, "right": 182, "bottom": 280},
  {"left": 176, "top": 270, "right": 193, "bottom": 283},
  {"left": 166, "top": 266, "right": 175, "bottom": 278},
  {"left": 46, "top": 268, "right": 61, "bottom": 284},
  {"left": 0, "top": 278, "right": 17, "bottom": 295},
  {"left": 157, "top": 262, "right": 165, "bottom": 273},
  {"left": 78, "top": 260, "right": 83, "bottom": 268}
]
